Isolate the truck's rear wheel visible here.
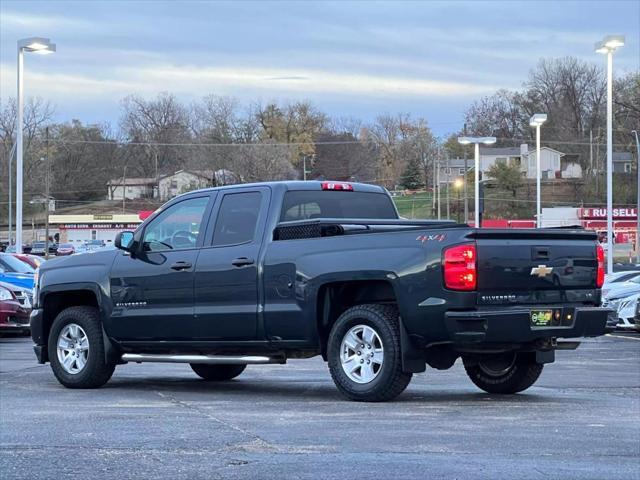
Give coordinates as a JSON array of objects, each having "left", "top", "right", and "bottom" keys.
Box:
[
  {"left": 327, "top": 304, "right": 412, "bottom": 402},
  {"left": 190, "top": 364, "right": 246, "bottom": 381},
  {"left": 48, "top": 306, "right": 116, "bottom": 389},
  {"left": 462, "top": 353, "right": 543, "bottom": 394}
]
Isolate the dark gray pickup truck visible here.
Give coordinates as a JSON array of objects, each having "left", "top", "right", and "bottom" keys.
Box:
[{"left": 30, "top": 181, "right": 609, "bottom": 401}]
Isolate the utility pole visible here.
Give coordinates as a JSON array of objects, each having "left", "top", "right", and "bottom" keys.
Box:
[
  {"left": 432, "top": 154, "right": 437, "bottom": 215},
  {"left": 589, "top": 130, "right": 593, "bottom": 173},
  {"left": 122, "top": 165, "right": 127, "bottom": 213},
  {"left": 445, "top": 154, "right": 450, "bottom": 219},
  {"left": 44, "top": 126, "right": 50, "bottom": 259}
]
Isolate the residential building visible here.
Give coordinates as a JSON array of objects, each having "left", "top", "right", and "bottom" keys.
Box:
[
  {"left": 107, "top": 177, "right": 155, "bottom": 200},
  {"left": 158, "top": 169, "right": 239, "bottom": 201},
  {"left": 437, "top": 158, "right": 472, "bottom": 185},
  {"left": 613, "top": 152, "right": 635, "bottom": 173},
  {"left": 477, "top": 144, "right": 582, "bottom": 180}
]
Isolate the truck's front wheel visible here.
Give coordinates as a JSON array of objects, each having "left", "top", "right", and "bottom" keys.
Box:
[
  {"left": 327, "top": 304, "right": 412, "bottom": 402},
  {"left": 462, "top": 353, "right": 543, "bottom": 394},
  {"left": 48, "top": 306, "right": 116, "bottom": 389}
]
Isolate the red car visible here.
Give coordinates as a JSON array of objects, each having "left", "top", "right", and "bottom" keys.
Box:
[
  {"left": 56, "top": 243, "right": 75, "bottom": 256},
  {"left": 12, "top": 254, "right": 44, "bottom": 269},
  {"left": 0, "top": 284, "right": 30, "bottom": 334}
]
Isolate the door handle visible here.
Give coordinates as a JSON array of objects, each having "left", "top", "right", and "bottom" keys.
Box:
[
  {"left": 170, "top": 261, "right": 193, "bottom": 271},
  {"left": 232, "top": 257, "right": 255, "bottom": 267}
]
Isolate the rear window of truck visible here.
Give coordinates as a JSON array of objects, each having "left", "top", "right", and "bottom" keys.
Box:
[{"left": 281, "top": 191, "right": 398, "bottom": 221}]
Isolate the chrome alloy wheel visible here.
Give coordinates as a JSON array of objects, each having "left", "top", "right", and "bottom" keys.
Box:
[
  {"left": 56, "top": 323, "right": 89, "bottom": 374},
  {"left": 340, "top": 324, "right": 384, "bottom": 384}
]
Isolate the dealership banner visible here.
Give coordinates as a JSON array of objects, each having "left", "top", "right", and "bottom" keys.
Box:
[{"left": 580, "top": 208, "right": 638, "bottom": 219}]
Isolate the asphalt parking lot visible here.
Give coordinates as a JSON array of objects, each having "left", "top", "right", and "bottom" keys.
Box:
[{"left": 1, "top": 334, "right": 639, "bottom": 480}]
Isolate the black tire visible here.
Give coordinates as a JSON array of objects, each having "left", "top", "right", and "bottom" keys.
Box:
[
  {"left": 48, "top": 306, "right": 116, "bottom": 389},
  {"left": 190, "top": 363, "right": 246, "bottom": 381},
  {"left": 462, "top": 353, "right": 543, "bottom": 394},
  {"left": 327, "top": 304, "right": 412, "bottom": 402}
]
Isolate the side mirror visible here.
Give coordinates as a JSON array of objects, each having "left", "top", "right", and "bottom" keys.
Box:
[{"left": 115, "top": 231, "right": 135, "bottom": 251}]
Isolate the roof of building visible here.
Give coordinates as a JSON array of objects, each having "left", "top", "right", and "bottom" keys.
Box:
[
  {"left": 479, "top": 147, "right": 522, "bottom": 156},
  {"left": 443, "top": 158, "right": 473, "bottom": 169},
  {"left": 613, "top": 152, "right": 634, "bottom": 162},
  {"left": 107, "top": 177, "right": 155, "bottom": 186}
]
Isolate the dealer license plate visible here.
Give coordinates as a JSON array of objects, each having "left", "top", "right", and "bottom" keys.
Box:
[{"left": 530, "top": 309, "right": 553, "bottom": 327}]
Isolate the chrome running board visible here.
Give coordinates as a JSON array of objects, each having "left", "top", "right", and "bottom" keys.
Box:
[{"left": 121, "top": 353, "right": 285, "bottom": 365}]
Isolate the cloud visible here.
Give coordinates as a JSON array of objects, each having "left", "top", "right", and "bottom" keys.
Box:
[{"left": 0, "top": 62, "right": 497, "bottom": 103}]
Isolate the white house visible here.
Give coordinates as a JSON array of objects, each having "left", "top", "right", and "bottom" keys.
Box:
[
  {"left": 478, "top": 144, "right": 582, "bottom": 180},
  {"left": 107, "top": 177, "right": 155, "bottom": 200},
  {"left": 158, "top": 169, "right": 239, "bottom": 201}
]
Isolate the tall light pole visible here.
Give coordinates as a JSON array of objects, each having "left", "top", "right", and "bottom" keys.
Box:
[
  {"left": 16, "top": 37, "right": 56, "bottom": 254},
  {"left": 458, "top": 136, "right": 497, "bottom": 228},
  {"left": 632, "top": 130, "right": 640, "bottom": 263},
  {"left": 596, "top": 35, "right": 625, "bottom": 274},
  {"left": 530, "top": 114, "right": 547, "bottom": 227}
]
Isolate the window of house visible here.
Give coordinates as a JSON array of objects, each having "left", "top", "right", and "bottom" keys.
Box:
[
  {"left": 509, "top": 157, "right": 521, "bottom": 167},
  {"left": 496, "top": 157, "right": 507, "bottom": 165},
  {"left": 444, "top": 167, "right": 451, "bottom": 175},
  {"left": 458, "top": 168, "right": 466, "bottom": 175},
  {"left": 171, "top": 180, "right": 178, "bottom": 189},
  {"left": 625, "top": 163, "right": 632, "bottom": 173}
]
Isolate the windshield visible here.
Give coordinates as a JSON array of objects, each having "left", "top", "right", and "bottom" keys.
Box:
[
  {"left": 281, "top": 191, "right": 398, "bottom": 222},
  {"left": 0, "top": 254, "right": 35, "bottom": 274}
]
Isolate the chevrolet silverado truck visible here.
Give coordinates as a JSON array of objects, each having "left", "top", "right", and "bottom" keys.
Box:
[{"left": 30, "top": 181, "right": 609, "bottom": 401}]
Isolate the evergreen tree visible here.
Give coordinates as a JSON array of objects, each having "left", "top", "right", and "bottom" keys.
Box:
[{"left": 400, "top": 157, "right": 423, "bottom": 190}]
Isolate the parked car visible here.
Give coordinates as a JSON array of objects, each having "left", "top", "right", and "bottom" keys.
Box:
[
  {"left": 603, "top": 270, "right": 640, "bottom": 285},
  {"left": 56, "top": 243, "right": 76, "bottom": 256},
  {"left": 613, "top": 292, "right": 640, "bottom": 331},
  {"left": 13, "top": 254, "right": 45, "bottom": 270},
  {"left": 30, "top": 181, "right": 610, "bottom": 401},
  {"left": 0, "top": 283, "right": 30, "bottom": 334},
  {"left": 0, "top": 253, "right": 35, "bottom": 291},
  {"left": 30, "top": 242, "right": 57, "bottom": 256},
  {"left": 602, "top": 275, "right": 640, "bottom": 303},
  {"left": 85, "top": 240, "right": 106, "bottom": 251}
]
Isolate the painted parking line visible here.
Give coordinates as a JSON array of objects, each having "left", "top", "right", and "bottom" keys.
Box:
[{"left": 606, "top": 333, "right": 640, "bottom": 341}]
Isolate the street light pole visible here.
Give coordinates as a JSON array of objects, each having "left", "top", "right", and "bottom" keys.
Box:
[
  {"left": 474, "top": 143, "right": 479, "bottom": 227},
  {"left": 16, "top": 46, "right": 24, "bottom": 253},
  {"left": 530, "top": 114, "right": 547, "bottom": 228},
  {"left": 458, "top": 136, "right": 496, "bottom": 228},
  {"left": 632, "top": 130, "right": 640, "bottom": 263},
  {"left": 596, "top": 35, "right": 624, "bottom": 274},
  {"left": 44, "top": 126, "right": 50, "bottom": 260},
  {"left": 15, "top": 37, "right": 56, "bottom": 254}
]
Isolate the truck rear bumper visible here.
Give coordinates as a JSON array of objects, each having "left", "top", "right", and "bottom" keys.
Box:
[{"left": 444, "top": 306, "right": 611, "bottom": 344}]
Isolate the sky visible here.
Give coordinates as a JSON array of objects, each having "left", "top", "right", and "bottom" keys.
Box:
[{"left": 1, "top": 0, "right": 639, "bottom": 136}]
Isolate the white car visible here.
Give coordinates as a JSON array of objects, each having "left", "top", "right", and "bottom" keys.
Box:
[{"left": 612, "top": 292, "right": 640, "bottom": 331}]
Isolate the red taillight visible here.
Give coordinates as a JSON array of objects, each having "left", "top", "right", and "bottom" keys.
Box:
[
  {"left": 321, "top": 182, "right": 353, "bottom": 191},
  {"left": 596, "top": 244, "right": 605, "bottom": 288},
  {"left": 443, "top": 243, "right": 477, "bottom": 291}
]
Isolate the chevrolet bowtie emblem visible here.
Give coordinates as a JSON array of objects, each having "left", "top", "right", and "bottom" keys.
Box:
[{"left": 530, "top": 265, "right": 553, "bottom": 278}]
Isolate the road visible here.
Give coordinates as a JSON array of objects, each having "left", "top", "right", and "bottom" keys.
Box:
[{"left": 1, "top": 334, "right": 639, "bottom": 480}]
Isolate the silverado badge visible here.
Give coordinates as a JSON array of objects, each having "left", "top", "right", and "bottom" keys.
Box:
[{"left": 530, "top": 265, "right": 553, "bottom": 278}]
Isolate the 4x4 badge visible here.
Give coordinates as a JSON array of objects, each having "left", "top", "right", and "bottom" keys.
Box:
[{"left": 530, "top": 265, "right": 553, "bottom": 278}]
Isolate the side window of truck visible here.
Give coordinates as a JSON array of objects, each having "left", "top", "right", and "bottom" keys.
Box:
[
  {"left": 212, "top": 192, "right": 263, "bottom": 246},
  {"left": 142, "top": 196, "right": 209, "bottom": 252}
]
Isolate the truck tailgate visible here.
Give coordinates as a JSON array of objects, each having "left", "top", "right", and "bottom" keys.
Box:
[{"left": 474, "top": 229, "right": 599, "bottom": 304}]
